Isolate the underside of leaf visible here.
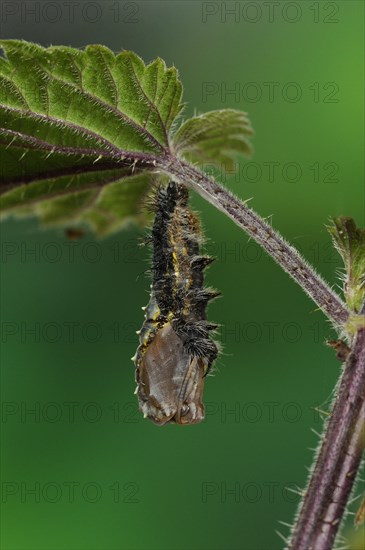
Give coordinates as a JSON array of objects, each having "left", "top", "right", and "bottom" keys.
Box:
[
  {"left": 172, "top": 109, "right": 253, "bottom": 170},
  {"left": 0, "top": 40, "right": 185, "bottom": 234},
  {"left": 0, "top": 40, "right": 253, "bottom": 235}
]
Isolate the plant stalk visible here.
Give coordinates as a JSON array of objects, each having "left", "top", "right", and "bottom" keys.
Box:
[
  {"left": 164, "top": 158, "right": 349, "bottom": 327},
  {"left": 288, "top": 304, "right": 365, "bottom": 549}
]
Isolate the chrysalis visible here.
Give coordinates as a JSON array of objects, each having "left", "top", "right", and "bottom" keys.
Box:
[{"left": 134, "top": 181, "right": 219, "bottom": 425}]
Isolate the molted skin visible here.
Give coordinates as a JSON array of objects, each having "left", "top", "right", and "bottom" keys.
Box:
[
  {"left": 136, "top": 322, "right": 206, "bottom": 425},
  {"left": 134, "top": 181, "right": 218, "bottom": 426}
]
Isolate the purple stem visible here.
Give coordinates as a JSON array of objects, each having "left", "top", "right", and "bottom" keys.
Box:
[
  {"left": 162, "top": 157, "right": 363, "bottom": 549},
  {"left": 164, "top": 158, "right": 349, "bottom": 327},
  {"left": 288, "top": 303, "right": 365, "bottom": 549}
]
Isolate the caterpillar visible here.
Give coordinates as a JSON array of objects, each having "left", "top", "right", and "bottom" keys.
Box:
[{"left": 134, "top": 181, "right": 219, "bottom": 426}]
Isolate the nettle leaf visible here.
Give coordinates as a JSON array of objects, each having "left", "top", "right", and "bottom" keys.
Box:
[
  {"left": 173, "top": 109, "right": 253, "bottom": 170},
  {"left": 0, "top": 40, "right": 253, "bottom": 235},
  {"left": 328, "top": 217, "right": 365, "bottom": 313},
  {"left": 1, "top": 170, "right": 153, "bottom": 236}
]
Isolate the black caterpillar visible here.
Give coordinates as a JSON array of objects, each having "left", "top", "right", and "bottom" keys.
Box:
[{"left": 134, "top": 181, "right": 219, "bottom": 425}]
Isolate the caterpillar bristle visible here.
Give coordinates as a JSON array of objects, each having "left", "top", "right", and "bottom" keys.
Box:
[
  {"left": 194, "top": 288, "right": 222, "bottom": 303},
  {"left": 191, "top": 255, "right": 216, "bottom": 270},
  {"left": 205, "top": 322, "right": 220, "bottom": 332}
]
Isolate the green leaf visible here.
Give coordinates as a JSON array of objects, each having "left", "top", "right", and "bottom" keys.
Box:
[
  {"left": 172, "top": 109, "right": 253, "bottom": 170},
  {"left": 0, "top": 40, "right": 184, "bottom": 234},
  {"left": 0, "top": 170, "right": 153, "bottom": 236},
  {"left": 328, "top": 217, "right": 365, "bottom": 312},
  {"left": 0, "top": 40, "right": 253, "bottom": 235}
]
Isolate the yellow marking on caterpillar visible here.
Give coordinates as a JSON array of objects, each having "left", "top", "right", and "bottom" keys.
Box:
[{"left": 152, "top": 309, "right": 161, "bottom": 321}]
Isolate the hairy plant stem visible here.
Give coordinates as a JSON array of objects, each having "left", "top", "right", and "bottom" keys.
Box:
[
  {"left": 160, "top": 156, "right": 364, "bottom": 549},
  {"left": 163, "top": 157, "right": 349, "bottom": 327},
  {"left": 288, "top": 303, "right": 365, "bottom": 550}
]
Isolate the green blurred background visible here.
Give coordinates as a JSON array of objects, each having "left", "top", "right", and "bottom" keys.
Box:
[{"left": 1, "top": 1, "right": 364, "bottom": 549}]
